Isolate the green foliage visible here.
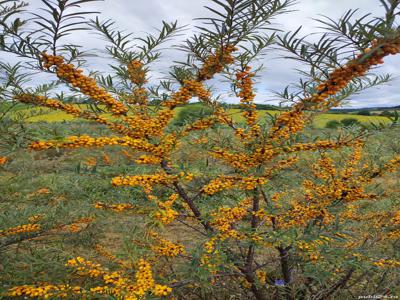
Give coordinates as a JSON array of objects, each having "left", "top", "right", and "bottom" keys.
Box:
[
  {"left": 357, "top": 110, "right": 371, "bottom": 116},
  {"left": 340, "top": 117, "right": 361, "bottom": 127},
  {"left": 325, "top": 120, "right": 340, "bottom": 129},
  {"left": 174, "top": 104, "right": 213, "bottom": 126},
  {"left": 380, "top": 110, "right": 397, "bottom": 117}
]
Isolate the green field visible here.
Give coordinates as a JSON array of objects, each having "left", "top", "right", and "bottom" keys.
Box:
[{"left": 7, "top": 105, "right": 391, "bottom": 128}]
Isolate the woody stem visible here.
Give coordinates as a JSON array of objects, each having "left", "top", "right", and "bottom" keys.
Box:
[
  {"left": 160, "top": 160, "right": 213, "bottom": 232},
  {"left": 241, "top": 189, "right": 268, "bottom": 300}
]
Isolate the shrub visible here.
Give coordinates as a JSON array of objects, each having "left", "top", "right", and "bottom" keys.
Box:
[
  {"left": 1, "top": 1, "right": 400, "bottom": 300},
  {"left": 325, "top": 120, "right": 341, "bottom": 129},
  {"left": 357, "top": 110, "right": 371, "bottom": 115},
  {"left": 340, "top": 118, "right": 361, "bottom": 127},
  {"left": 174, "top": 104, "right": 213, "bottom": 126},
  {"left": 380, "top": 110, "right": 396, "bottom": 117}
]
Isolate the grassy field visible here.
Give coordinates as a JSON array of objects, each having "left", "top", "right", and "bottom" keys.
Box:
[{"left": 6, "top": 104, "right": 391, "bottom": 128}]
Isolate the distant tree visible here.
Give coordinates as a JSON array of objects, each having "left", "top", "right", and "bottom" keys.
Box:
[
  {"left": 174, "top": 105, "right": 213, "bottom": 126},
  {"left": 326, "top": 120, "right": 341, "bottom": 128},
  {"left": 357, "top": 110, "right": 371, "bottom": 115},
  {"left": 380, "top": 110, "right": 396, "bottom": 117},
  {"left": 341, "top": 118, "right": 361, "bottom": 127}
]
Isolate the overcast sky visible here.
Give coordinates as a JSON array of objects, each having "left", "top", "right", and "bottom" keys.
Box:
[{"left": 3, "top": 0, "right": 400, "bottom": 108}]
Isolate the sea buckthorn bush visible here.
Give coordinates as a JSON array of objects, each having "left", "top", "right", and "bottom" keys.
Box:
[{"left": 1, "top": 0, "right": 400, "bottom": 299}]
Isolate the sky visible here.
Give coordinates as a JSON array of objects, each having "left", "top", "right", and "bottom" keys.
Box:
[{"left": 2, "top": 0, "right": 399, "bottom": 108}]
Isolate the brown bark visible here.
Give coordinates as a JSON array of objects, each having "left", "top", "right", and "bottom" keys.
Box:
[{"left": 161, "top": 160, "right": 213, "bottom": 232}]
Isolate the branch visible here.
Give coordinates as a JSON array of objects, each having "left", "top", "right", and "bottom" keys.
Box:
[
  {"left": 161, "top": 160, "right": 213, "bottom": 232},
  {"left": 313, "top": 268, "right": 355, "bottom": 300}
]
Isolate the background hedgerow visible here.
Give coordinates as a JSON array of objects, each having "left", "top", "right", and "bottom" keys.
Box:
[
  {"left": 173, "top": 104, "right": 214, "bottom": 127},
  {"left": 0, "top": 0, "right": 400, "bottom": 300}
]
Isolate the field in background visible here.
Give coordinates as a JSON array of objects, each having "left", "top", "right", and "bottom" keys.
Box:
[{"left": 5, "top": 104, "right": 391, "bottom": 128}]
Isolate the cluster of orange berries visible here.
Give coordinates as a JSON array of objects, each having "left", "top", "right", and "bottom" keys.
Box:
[
  {"left": 392, "top": 211, "right": 400, "bottom": 225},
  {"left": 212, "top": 106, "right": 234, "bottom": 127},
  {"left": 269, "top": 37, "right": 400, "bottom": 139},
  {"left": 0, "top": 156, "right": 7, "bottom": 165},
  {"left": 0, "top": 223, "right": 41, "bottom": 237},
  {"left": 149, "top": 230, "right": 185, "bottom": 257},
  {"left": 120, "top": 87, "right": 149, "bottom": 106},
  {"left": 66, "top": 256, "right": 172, "bottom": 299},
  {"left": 200, "top": 236, "right": 220, "bottom": 273},
  {"left": 102, "top": 153, "right": 112, "bottom": 165},
  {"left": 296, "top": 237, "right": 332, "bottom": 262},
  {"left": 372, "top": 258, "right": 400, "bottom": 269},
  {"left": 7, "top": 285, "right": 83, "bottom": 298},
  {"left": 304, "top": 37, "right": 400, "bottom": 111},
  {"left": 111, "top": 172, "right": 177, "bottom": 191},
  {"left": 198, "top": 44, "right": 237, "bottom": 80},
  {"left": 42, "top": 53, "right": 128, "bottom": 115},
  {"left": 340, "top": 143, "right": 363, "bottom": 179},
  {"left": 304, "top": 145, "right": 379, "bottom": 204},
  {"left": 134, "top": 259, "right": 155, "bottom": 296},
  {"left": 95, "top": 202, "right": 135, "bottom": 212},
  {"left": 236, "top": 66, "right": 258, "bottom": 126},
  {"left": 276, "top": 201, "right": 334, "bottom": 229},
  {"left": 203, "top": 177, "right": 235, "bottom": 194},
  {"left": 387, "top": 228, "right": 400, "bottom": 240},
  {"left": 383, "top": 155, "right": 400, "bottom": 173},
  {"left": 123, "top": 109, "right": 175, "bottom": 138},
  {"left": 203, "top": 176, "right": 267, "bottom": 195},
  {"left": 16, "top": 94, "right": 82, "bottom": 117},
  {"left": 127, "top": 60, "right": 148, "bottom": 86},
  {"left": 163, "top": 80, "right": 211, "bottom": 108},
  {"left": 210, "top": 148, "right": 261, "bottom": 170},
  {"left": 29, "top": 135, "right": 154, "bottom": 153},
  {"left": 152, "top": 285, "right": 173, "bottom": 297},
  {"left": 135, "top": 259, "right": 172, "bottom": 297},
  {"left": 66, "top": 256, "right": 105, "bottom": 278},
  {"left": 338, "top": 204, "right": 362, "bottom": 224},
  {"left": 192, "top": 136, "right": 209, "bottom": 144},
  {"left": 269, "top": 110, "right": 305, "bottom": 140},
  {"left": 210, "top": 198, "right": 251, "bottom": 238},
  {"left": 135, "top": 155, "right": 162, "bottom": 165},
  {"left": 269, "top": 156, "right": 299, "bottom": 175},
  {"left": 84, "top": 157, "right": 97, "bottom": 167},
  {"left": 131, "top": 87, "right": 149, "bottom": 105},
  {"left": 235, "top": 125, "right": 262, "bottom": 141},
  {"left": 240, "top": 177, "right": 267, "bottom": 190},
  {"left": 312, "top": 156, "right": 337, "bottom": 179},
  {"left": 154, "top": 133, "right": 182, "bottom": 158},
  {"left": 68, "top": 224, "right": 80, "bottom": 233},
  {"left": 182, "top": 117, "right": 216, "bottom": 135},
  {"left": 28, "top": 214, "right": 45, "bottom": 223},
  {"left": 16, "top": 94, "right": 137, "bottom": 138},
  {"left": 284, "top": 139, "right": 353, "bottom": 153},
  {"left": 154, "top": 194, "right": 179, "bottom": 224},
  {"left": 26, "top": 188, "right": 51, "bottom": 201},
  {"left": 256, "top": 270, "right": 267, "bottom": 285},
  {"left": 307, "top": 176, "right": 374, "bottom": 203}
]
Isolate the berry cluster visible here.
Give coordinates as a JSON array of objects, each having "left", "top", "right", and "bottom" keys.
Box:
[{"left": 42, "top": 53, "right": 128, "bottom": 115}]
